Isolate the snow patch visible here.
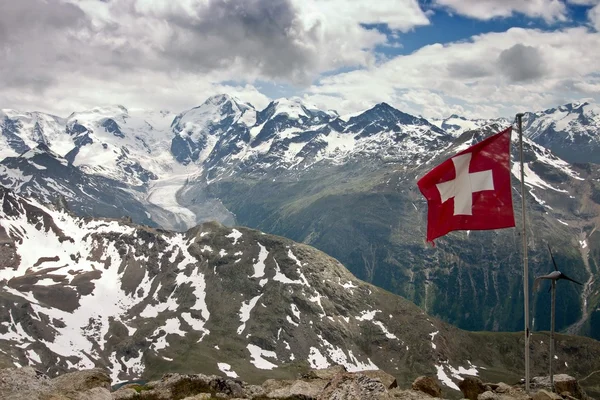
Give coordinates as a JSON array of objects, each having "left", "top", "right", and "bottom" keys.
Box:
[{"left": 247, "top": 344, "right": 278, "bottom": 370}]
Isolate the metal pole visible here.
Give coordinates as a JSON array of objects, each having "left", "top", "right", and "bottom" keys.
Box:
[
  {"left": 551, "top": 280, "right": 556, "bottom": 391},
  {"left": 517, "top": 113, "right": 530, "bottom": 393}
]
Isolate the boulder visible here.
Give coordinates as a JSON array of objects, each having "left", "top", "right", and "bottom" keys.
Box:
[
  {"left": 553, "top": 375, "right": 586, "bottom": 400},
  {"left": 531, "top": 375, "right": 587, "bottom": 400},
  {"left": 0, "top": 367, "right": 112, "bottom": 400},
  {"left": 267, "top": 379, "right": 329, "bottom": 399},
  {"left": 242, "top": 384, "right": 266, "bottom": 399},
  {"left": 411, "top": 376, "right": 442, "bottom": 397},
  {"left": 478, "top": 391, "right": 498, "bottom": 400},
  {"left": 51, "top": 368, "right": 112, "bottom": 392},
  {"left": 133, "top": 373, "right": 250, "bottom": 399},
  {"left": 181, "top": 394, "right": 212, "bottom": 400},
  {"left": 387, "top": 388, "right": 439, "bottom": 399},
  {"left": 362, "top": 370, "right": 398, "bottom": 389},
  {"left": 458, "top": 377, "right": 486, "bottom": 400},
  {"left": 67, "top": 387, "right": 112, "bottom": 400},
  {"left": 494, "top": 383, "right": 511, "bottom": 394},
  {"left": 532, "top": 389, "right": 562, "bottom": 400},
  {"left": 0, "top": 367, "right": 52, "bottom": 400},
  {"left": 111, "top": 388, "right": 138, "bottom": 399},
  {"left": 318, "top": 372, "right": 388, "bottom": 400},
  {"left": 302, "top": 365, "right": 348, "bottom": 380}
]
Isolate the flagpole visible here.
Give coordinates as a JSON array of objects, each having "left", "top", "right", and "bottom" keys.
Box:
[{"left": 517, "top": 113, "right": 530, "bottom": 393}]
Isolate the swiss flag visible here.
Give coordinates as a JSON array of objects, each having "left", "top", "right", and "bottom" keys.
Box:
[{"left": 417, "top": 127, "right": 515, "bottom": 243}]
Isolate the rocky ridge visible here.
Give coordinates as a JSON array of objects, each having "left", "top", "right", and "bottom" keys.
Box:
[{"left": 0, "top": 366, "right": 593, "bottom": 400}]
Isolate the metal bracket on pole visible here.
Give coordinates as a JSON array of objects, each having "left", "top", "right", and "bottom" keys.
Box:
[
  {"left": 516, "top": 113, "right": 530, "bottom": 393},
  {"left": 551, "top": 280, "right": 556, "bottom": 391}
]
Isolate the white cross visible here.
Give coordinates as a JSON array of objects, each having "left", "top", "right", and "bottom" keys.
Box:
[{"left": 436, "top": 153, "right": 494, "bottom": 216}]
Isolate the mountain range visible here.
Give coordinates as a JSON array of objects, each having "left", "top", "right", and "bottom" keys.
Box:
[
  {"left": 1, "top": 95, "right": 599, "bottom": 341},
  {"left": 2, "top": 186, "right": 600, "bottom": 398}
]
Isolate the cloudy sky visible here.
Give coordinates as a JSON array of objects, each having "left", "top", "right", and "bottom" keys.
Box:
[{"left": 1, "top": 0, "right": 600, "bottom": 119}]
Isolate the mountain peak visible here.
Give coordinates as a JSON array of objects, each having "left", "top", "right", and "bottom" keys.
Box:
[{"left": 204, "top": 93, "right": 239, "bottom": 106}]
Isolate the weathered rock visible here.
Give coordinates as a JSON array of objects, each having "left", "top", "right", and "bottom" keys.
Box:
[
  {"left": 478, "top": 391, "right": 498, "bottom": 400},
  {"left": 181, "top": 394, "right": 212, "bottom": 400},
  {"left": 0, "top": 367, "right": 112, "bottom": 400},
  {"left": 51, "top": 368, "right": 112, "bottom": 392},
  {"left": 262, "top": 378, "right": 294, "bottom": 393},
  {"left": 318, "top": 372, "right": 388, "bottom": 400},
  {"left": 68, "top": 387, "right": 113, "bottom": 400},
  {"left": 553, "top": 375, "right": 586, "bottom": 400},
  {"left": 302, "top": 365, "right": 348, "bottom": 381},
  {"left": 388, "top": 389, "right": 432, "bottom": 399},
  {"left": 362, "top": 370, "right": 398, "bottom": 389},
  {"left": 111, "top": 388, "right": 138, "bottom": 399},
  {"left": 267, "top": 379, "right": 329, "bottom": 399},
  {"left": 532, "top": 389, "right": 562, "bottom": 400},
  {"left": 531, "top": 375, "right": 587, "bottom": 400},
  {"left": 459, "top": 377, "right": 486, "bottom": 400},
  {"left": 494, "top": 383, "right": 511, "bottom": 394},
  {"left": 388, "top": 388, "right": 438, "bottom": 399},
  {"left": 0, "top": 367, "right": 52, "bottom": 400},
  {"left": 242, "top": 384, "right": 266, "bottom": 399},
  {"left": 132, "top": 373, "right": 251, "bottom": 399},
  {"left": 411, "top": 376, "right": 442, "bottom": 397}
]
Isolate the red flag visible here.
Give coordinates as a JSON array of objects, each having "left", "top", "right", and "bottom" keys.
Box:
[{"left": 417, "top": 127, "right": 515, "bottom": 243}]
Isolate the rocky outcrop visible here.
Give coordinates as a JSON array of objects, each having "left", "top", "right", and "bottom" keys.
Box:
[
  {"left": 0, "top": 367, "right": 111, "bottom": 400},
  {"left": 533, "top": 390, "right": 563, "bottom": 400},
  {"left": 128, "top": 373, "right": 247, "bottom": 399},
  {"left": 411, "top": 376, "right": 442, "bottom": 397},
  {"left": 459, "top": 376, "right": 486, "bottom": 400},
  {"left": 3, "top": 365, "right": 595, "bottom": 400},
  {"left": 531, "top": 375, "right": 589, "bottom": 400},
  {"left": 318, "top": 372, "right": 388, "bottom": 399}
]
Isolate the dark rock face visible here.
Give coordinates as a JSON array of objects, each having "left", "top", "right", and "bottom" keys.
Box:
[
  {"left": 102, "top": 118, "right": 125, "bottom": 138},
  {"left": 1, "top": 117, "right": 31, "bottom": 154}
]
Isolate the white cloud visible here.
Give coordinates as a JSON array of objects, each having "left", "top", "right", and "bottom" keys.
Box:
[
  {"left": 434, "top": 0, "right": 568, "bottom": 23},
  {"left": 0, "top": 0, "right": 430, "bottom": 115},
  {"left": 292, "top": 0, "right": 429, "bottom": 33},
  {"left": 568, "top": 0, "right": 600, "bottom": 5},
  {"left": 306, "top": 27, "right": 600, "bottom": 118},
  {"left": 589, "top": 3, "right": 600, "bottom": 30},
  {"left": 1, "top": 0, "right": 599, "bottom": 121}
]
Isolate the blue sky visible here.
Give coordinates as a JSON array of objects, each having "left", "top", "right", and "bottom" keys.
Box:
[{"left": 1, "top": 0, "right": 600, "bottom": 119}]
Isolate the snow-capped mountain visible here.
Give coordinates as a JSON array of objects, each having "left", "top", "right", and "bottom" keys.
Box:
[
  {"left": 2, "top": 97, "right": 600, "bottom": 339},
  {"left": 170, "top": 94, "right": 256, "bottom": 166},
  {"left": 206, "top": 120, "right": 600, "bottom": 338},
  {"left": 522, "top": 102, "right": 600, "bottom": 164},
  {"left": 1, "top": 106, "right": 179, "bottom": 186},
  {"left": 3, "top": 187, "right": 600, "bottom": 392},
  {"left": 430, "top": 114, "right": 510, "bottom": 137},
  {"left": 0, "top": 144, "right": 155, "bottom": 225}
]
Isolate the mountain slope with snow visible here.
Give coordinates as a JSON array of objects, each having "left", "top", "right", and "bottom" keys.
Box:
[
  {"left": 522, "top": 102, "right": 600, "bottom": 164},
  {"left": 205, "top": 122, "right": 600, "bottom": 338},
  {"left": 2, "top": 97, "right": 600, "bottom": 339},
  {"left": 2, "top": 187, "right": 600, "bottom": 394}
]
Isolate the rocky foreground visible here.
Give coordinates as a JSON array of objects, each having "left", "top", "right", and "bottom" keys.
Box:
[{"left": 0, "top": 365, "right": 591, "bottom": 400}]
